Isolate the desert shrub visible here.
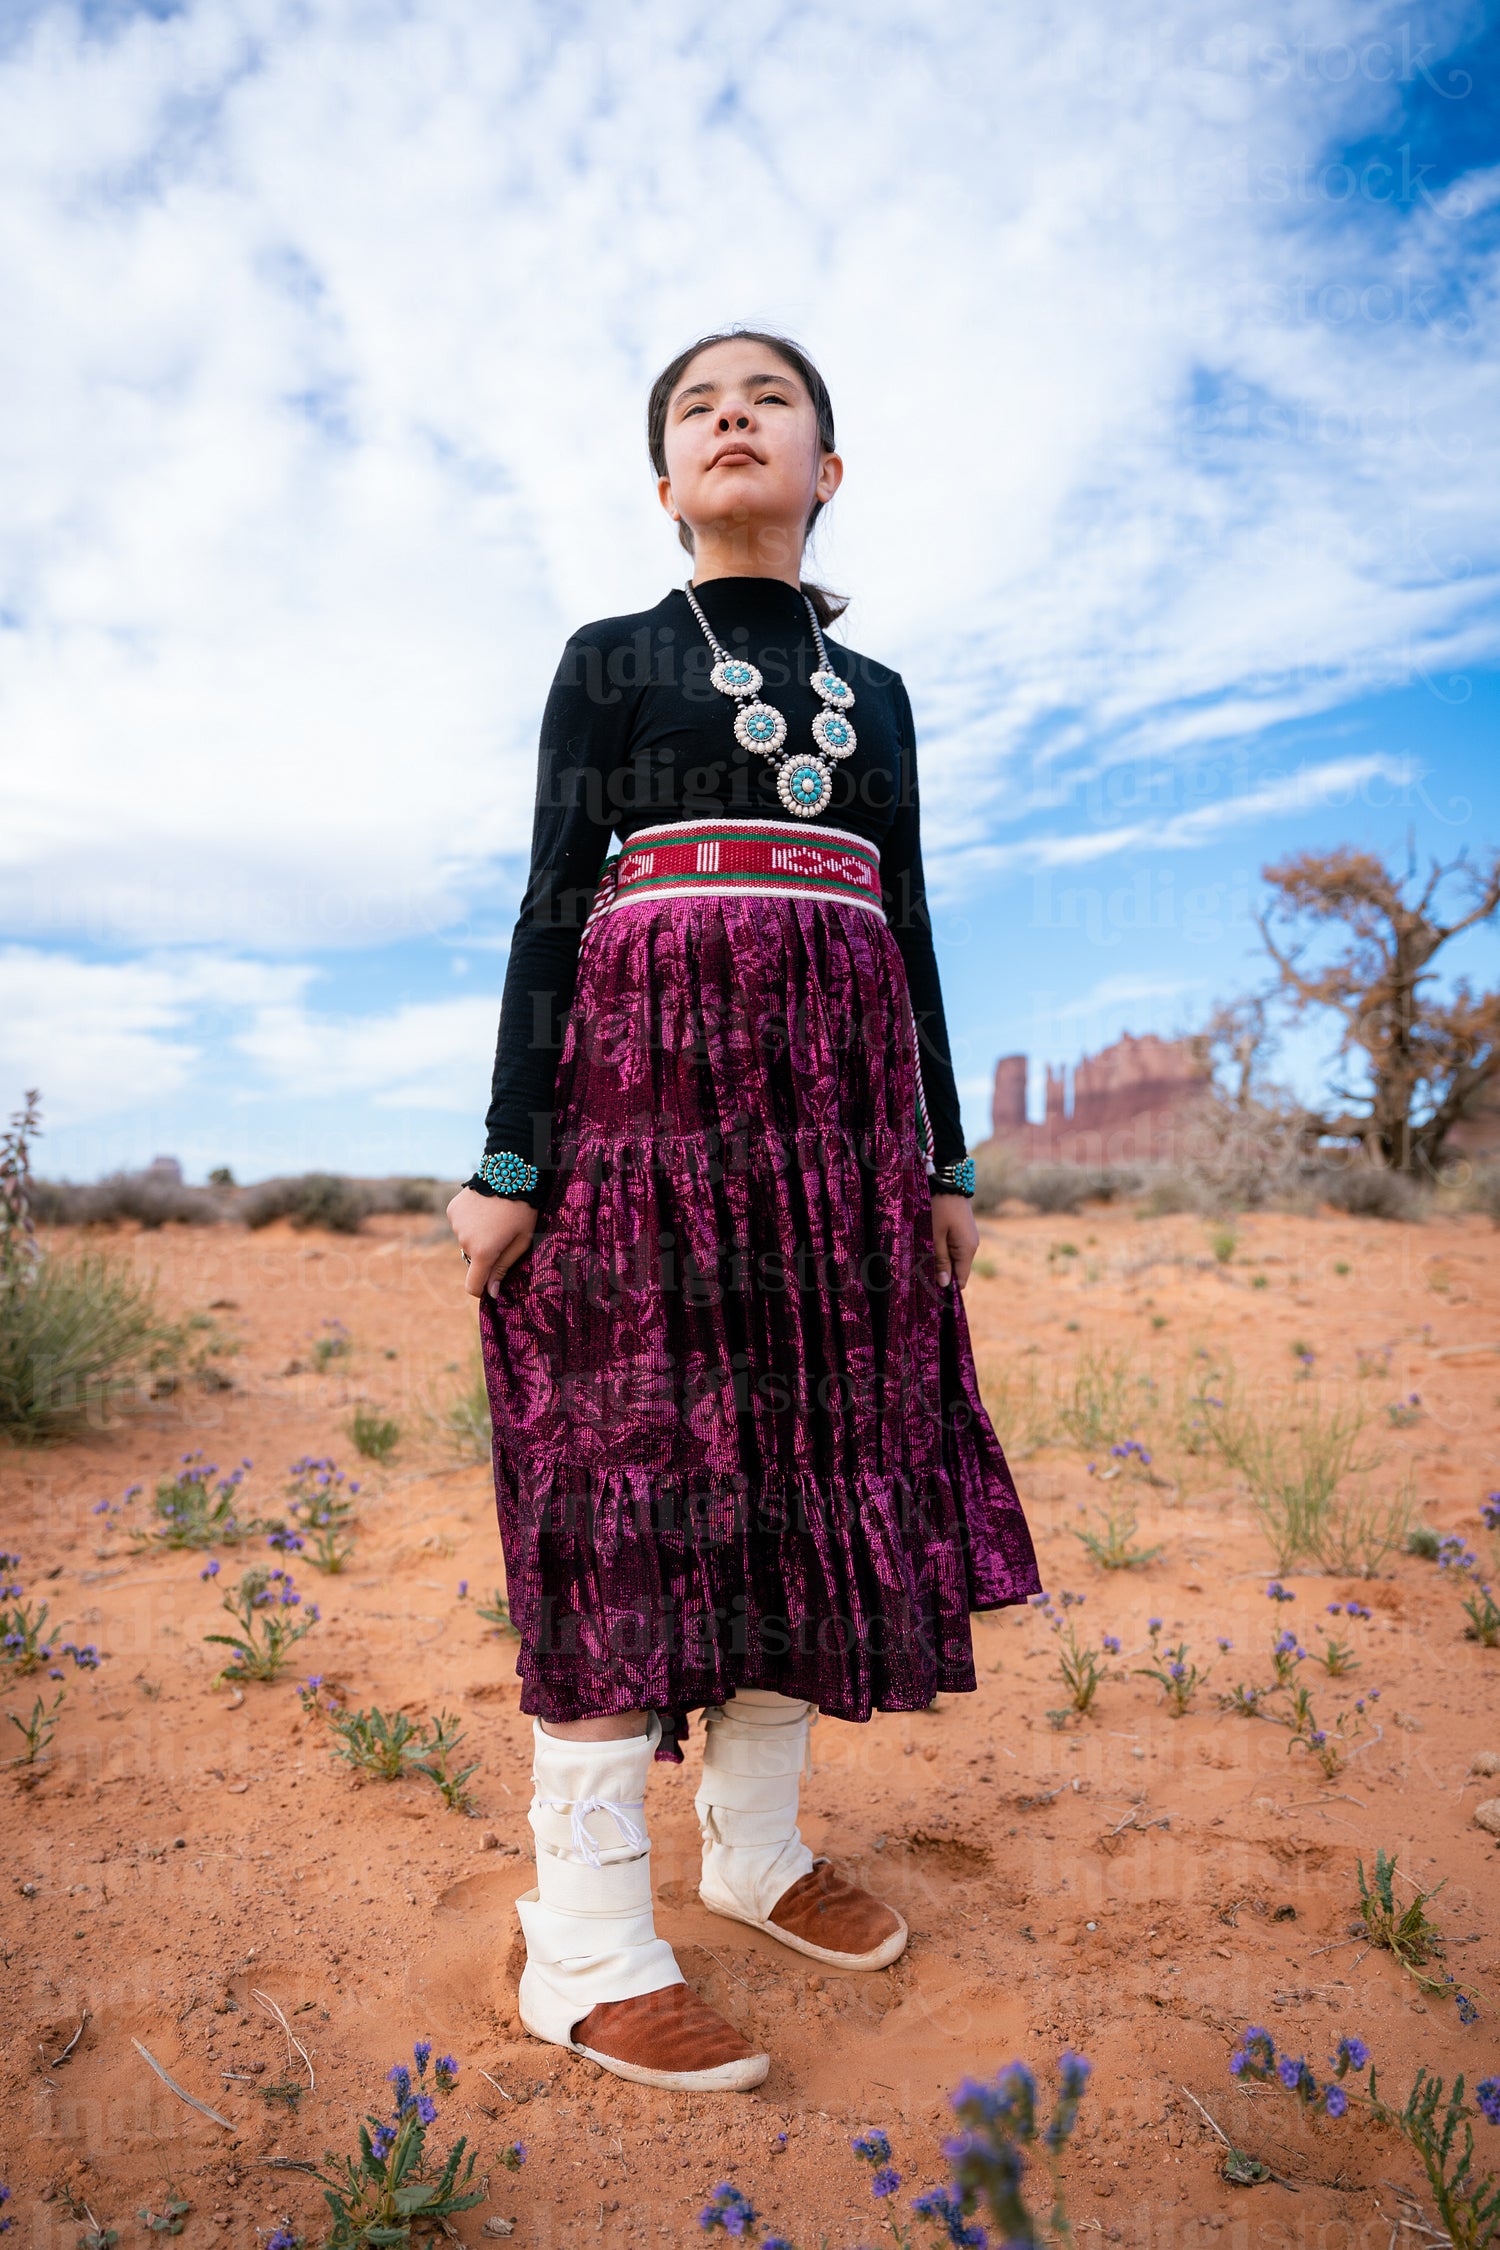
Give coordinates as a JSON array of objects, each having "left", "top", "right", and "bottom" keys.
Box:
[
  {"left": 1173, "top": 1092, "right": 1315, "bottom": 1212},
  {"left": 1014, "top": 1165, "right": 1141, "bottom": 1215},
  {"left": 29, "top": 1173, "right": 223, "bottom": 1227},
  {"left": 1443, "top": 1160, "right": 1500, "bottom": 1225},
  {"left": 386, "top": 1178, "right": 446, "bottom": 1215},
  {"left": 1310, "top": 1162, "right": 1425, "bottom": 1222},
  {"left": 970, "top": 1142, "right": 1021, "bottom": 1216},
  {"left": 1135, "top": 1172, "right": 1202, "bottom": 1216},
  {"left": 0, "top": 1251, "right": 160, "bottom": 1435},
  {"left": 241, "top": 1173, "right": 374, "bottom": 1234}
]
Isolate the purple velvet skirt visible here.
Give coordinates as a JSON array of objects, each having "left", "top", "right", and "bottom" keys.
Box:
[{"left": 478, "top": 887, "right": 1041, "bottom": 1761}]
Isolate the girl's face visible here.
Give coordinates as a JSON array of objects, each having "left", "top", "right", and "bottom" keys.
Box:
[{"left": 657, "top": 339, "right": 841, "bottom": 571}]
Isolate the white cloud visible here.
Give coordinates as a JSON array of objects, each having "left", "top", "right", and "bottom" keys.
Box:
[
  {"left": 0, "top": 0, "right": 1493, "bottom": 955},
  {"left": 0, "top": 946, "right": 312, "bottom": 1123}
]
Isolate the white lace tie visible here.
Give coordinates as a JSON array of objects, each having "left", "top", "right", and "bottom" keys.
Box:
[{"left": 540, "top": 1795, "right": 648, "bottom": 1868}]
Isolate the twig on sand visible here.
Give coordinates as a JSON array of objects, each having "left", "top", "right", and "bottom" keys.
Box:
[
  {"left": 697, "top": 1946, "right": 751, "bottom": 1989},
  {"left": 251, "top": 1988, "right": 314, "bottom": 2089},
  {"left": 46, "top": 2009, "right": 89, "bottom": 2067},
  {"left": 253, "top": 2159, "right": 321, "bottom": 2175},
  {"left": 477, "top": 2070, "right": 513, "bottom": 2102},
  {"left": 1179, "top": 2086, "right": 1233, "bottom": 2149},
  {"left": 1179, "top": 2085, "right": 1298, "bottom": 2192},
  {"left": 131, "top": 2036, "right": 236, "bottom": 2129}
]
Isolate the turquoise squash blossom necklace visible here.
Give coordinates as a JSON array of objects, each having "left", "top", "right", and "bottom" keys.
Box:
[{"left": 682, "top": 578, "right": 856, "bottom": 819}]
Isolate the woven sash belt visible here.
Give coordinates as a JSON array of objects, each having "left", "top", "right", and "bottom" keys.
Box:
[{"left": 580, "top": 815, "right": 936, "bottom": 1170}]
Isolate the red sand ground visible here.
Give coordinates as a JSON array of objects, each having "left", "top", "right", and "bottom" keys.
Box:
[{"left": 3, "top": 1206, "right": 1499, "bottom": 2249}]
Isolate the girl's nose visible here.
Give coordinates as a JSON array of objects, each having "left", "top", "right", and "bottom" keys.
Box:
[{"left": 716, "top": 413, "right": 751, "bottom": 431}]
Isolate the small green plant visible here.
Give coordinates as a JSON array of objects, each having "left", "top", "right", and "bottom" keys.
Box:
[
  {"left": 1070, "top": 1502, "right": 1162, "bottom": 1572},
  {"left": 204, "top": 1567, "right": 320, "bottom": 1684},
  {"left": 1408, "top": 1522, "right": 1443, "bottom": 1559},
  {"left": 1055, "top": 1346, "right": 1138, "bottom": 1454},
  {"left": 977, "top": 1353, "right": 1053, "bottom": 1455},
  {"left": 285, "top": 1456, "right": 360, "bottom": 1573},
  {"left": 1209, "top": 1226, "right": 1237, "bottom": 1265},
  {"left": 1369, "top": 2068, "right": 1500, "bottom": 2247},
  {"left": 1463, "top": 1583, "right": 1500, "bottom": 1648},
  {"left": 1287, "top": 1691, "right": 1371, "bottom": 1780},
  {"left": 1355, "top": 1851, "right": 1456, "bottom": 2001},
  {"left": 413, "top": 1712, "right": 480, "bottom": 1812},
  {"left": 1228, "top": 2027, "right": 1500, "bottom": 2250},
  {"left": 350, "top": 1404, "right": 400, "bottom": 1462},
  {"left": 1250, "top": 1272, "right": 1269, "bottom": 1290},
  {"left": 1216, "top": 1391, "right": 1379, "bottom": 1571},
  {"left": 476, "top": 1589, "right": 519, "bottom": 1638},
  {"left": 312, "top": 1319, "right": 353, "bottom": 1373},
  {"left": 1134, "top": 1621, "right": 1207, "bottom": 1716},
  {"left": 1, "top": 1593, "right": 55, "bottom": 1675},
  {"left": 1311, "top": 1474, "right": 1414, "bottom": 1577},
  {"left": 135, "top": 2197, "right": 190, "bottom": 2236},
  {"left": 1387, "top": 1392, "right": 1423, "bottom": 1427},
  {"left": 261, "top": 2078, "right": 306, "bottom": 2113},
  {"left": 136, "top": 1453, "right": 265, "bottom": 1551},
  {"left": 330, "top": 1705, "right": 481, "bottom": 1810},
  {"left": 329, "top": 1704, "right": 428, "bottom": 1782},
  {"left": 312, "top": 2042, "right": 482, "bottom": 2250},
  {"left": 435, "top": 1348, "right": 493, "bottom": 1464},
  {"left": 7, "top": 1685, "right": 65, "bottom": 1769}
]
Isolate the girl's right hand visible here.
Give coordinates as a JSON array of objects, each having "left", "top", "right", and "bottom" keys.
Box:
[{"left": 446, "top": 1184, "right": 539, "bottom": 1299}]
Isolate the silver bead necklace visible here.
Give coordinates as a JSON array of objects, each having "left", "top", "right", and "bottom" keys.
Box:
[{"left": 681, "top": 578, "right": 856, "bottom": 820}]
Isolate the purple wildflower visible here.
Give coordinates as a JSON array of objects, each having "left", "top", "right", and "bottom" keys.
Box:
[
  {"left": 1147, "top": 1616, "right": 1162, "bottom": 1632},
  {"left": 1217, "top": 1636, "right": 1233, "bottom": 1651},
  {"left": 697, "top": 2182, "right": 758, "bottom": 2236},
  {"left": 434, "top": 2054, "right": 458, "bottom": 2090},
  {"left": 1324, "top": 2085, "right": 1348, "bottom": 2118},
  {"left": 265, "top": 2231, "right": 299, "bottom": 2250},
  {"left": 1102, "top": 1634, "right": 1121, "bottom": 1654},
  {"left": 412, "top": 2040, "right": 432, "bottom": 2071},
  {"left": 871, "top": 2166, "right": 899, "bottom": 2198},
  {"left": 1482, "top": 1496, "right": 1500, "bottom": 1533},
  {"left": 1326, "top": 1602, "right": 1344, "bottom": 1615},
  {"left": 369, "top": 2124, "right": 395, "bottom": 2161},
  {"left": 414, "top": 2094, "right": 437, "bottom": 2125},
  {"left": 498, "top": 2141, "right": 526, "bottom": 2170},
  {"left": 1476, "top": 2077, "right": 1500, "bottom": 2125},
  {"left": 200, "top": 1559, "right": 220, "bottom": 1579},
  {"left": 850, "top": 2129, "right": 891, "bottom": 2164},
  {"left": 1266, "top": 1582, "right": 1295, "bottom": 1602},
  {"left": 457, "top": 1581, "right": 468, "bottom": 1598}
]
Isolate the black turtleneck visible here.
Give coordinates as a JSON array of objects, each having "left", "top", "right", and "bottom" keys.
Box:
[{"left": 479, "top": 576, "right": 968, "bottom": 1202}]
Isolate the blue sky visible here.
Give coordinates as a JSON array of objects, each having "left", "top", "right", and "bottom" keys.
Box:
[{"left": 2, "top": 0, "right": 1498, "bottom": 1181}]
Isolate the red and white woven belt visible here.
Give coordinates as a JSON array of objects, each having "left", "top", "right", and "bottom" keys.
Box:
[
  {"left": 582, "top": 815, "right": 884, "bottom": 930},
  {"left": 579, "top": 815, "right": 937, "bottom": 1171}
]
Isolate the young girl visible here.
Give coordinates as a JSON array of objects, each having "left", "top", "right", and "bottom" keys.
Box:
[{"left": 447, "top": 329, "right": 1040, "bottom": 2093}]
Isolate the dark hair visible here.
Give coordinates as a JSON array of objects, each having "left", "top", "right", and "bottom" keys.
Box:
[{"left": 646, "top": 327, "right": 849, "bottom": 627}]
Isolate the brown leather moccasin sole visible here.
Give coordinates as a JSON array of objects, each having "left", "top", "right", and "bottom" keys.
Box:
[
  {"left": 703, "top": 1855, "right": 908, "bottom": 1970},
  {"left": 569, "top": 1982, "right": 770, "bottom": 2091}
]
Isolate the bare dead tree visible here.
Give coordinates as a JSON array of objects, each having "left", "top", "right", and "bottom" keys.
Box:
[{"left": 1258, "top": 848, "right": 1500, "bottom": 1175}]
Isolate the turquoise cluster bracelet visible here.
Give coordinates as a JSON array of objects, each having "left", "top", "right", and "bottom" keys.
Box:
[
  {"left": 476, "top": 1150, "right": 540, "bottom": 1197},
  {"left": 931, "top": 1156, "right": 976, "bottom": 1197}
]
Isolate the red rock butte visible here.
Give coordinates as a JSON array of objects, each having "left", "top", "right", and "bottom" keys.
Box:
[{"left": 985, "top": 1032, "right": 1211, "bottom": 1166}]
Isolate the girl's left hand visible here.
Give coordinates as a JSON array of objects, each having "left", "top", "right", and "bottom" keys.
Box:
[{"left": 931, "top": 1193, "right": 979, "bottom": 1291}]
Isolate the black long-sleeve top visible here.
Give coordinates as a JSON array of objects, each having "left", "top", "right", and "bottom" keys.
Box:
[{"left": 477, "top": 574, "right": 968, "bottom": 1206}]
